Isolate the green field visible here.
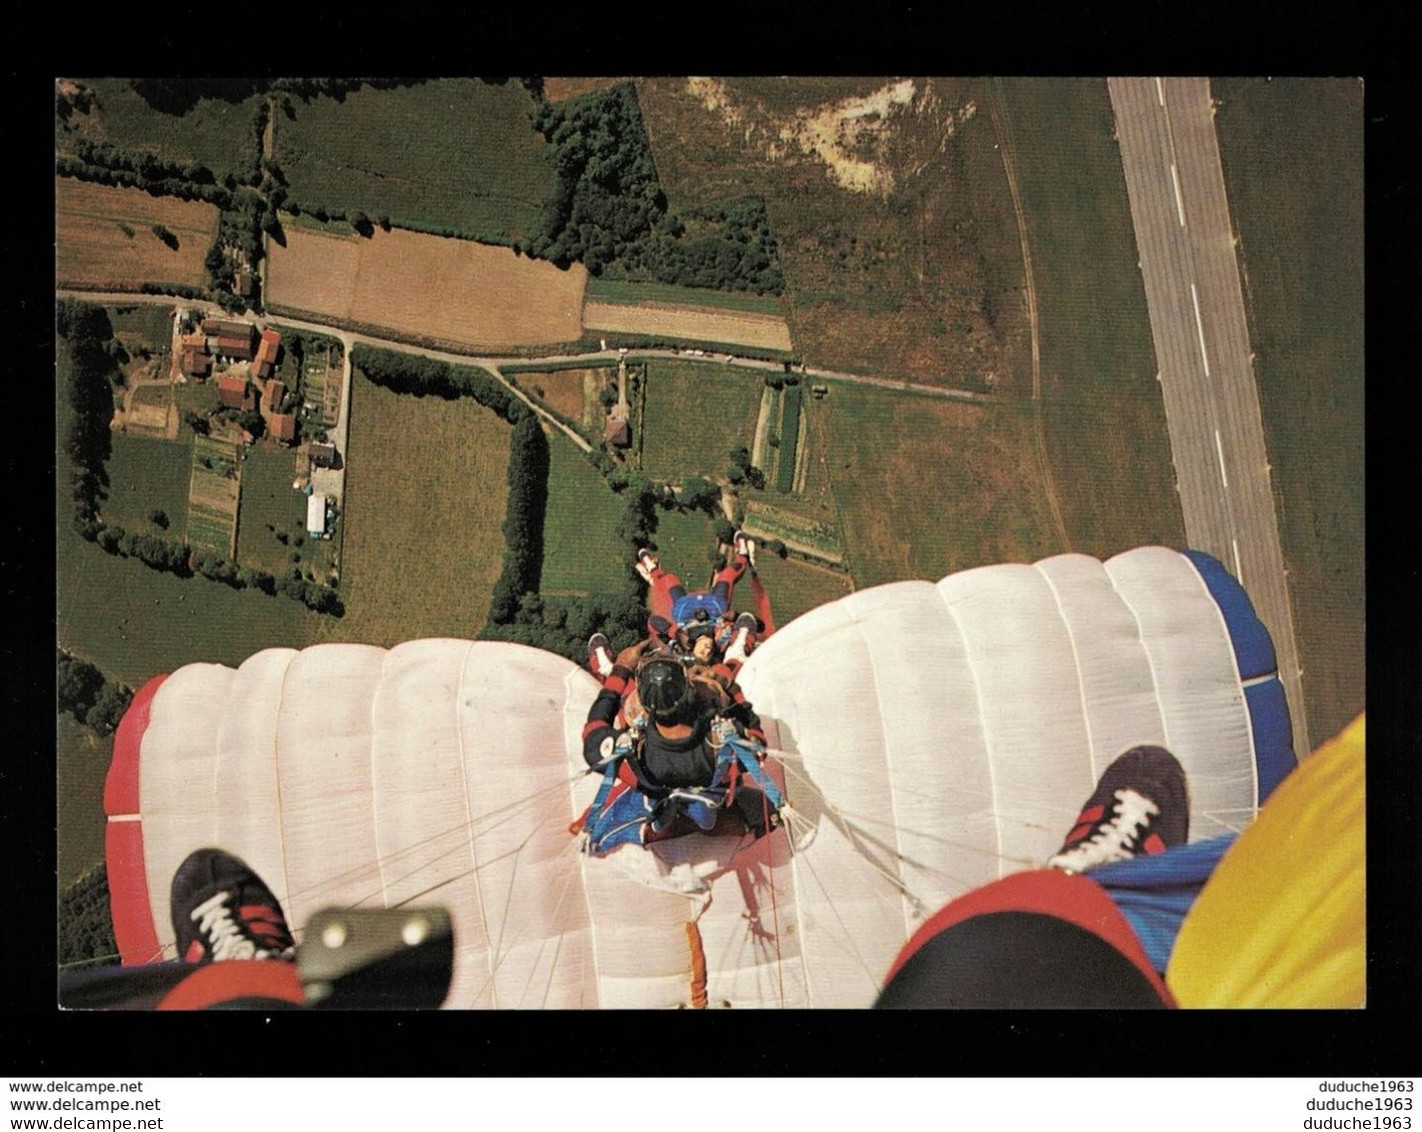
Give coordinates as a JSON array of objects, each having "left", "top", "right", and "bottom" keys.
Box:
[
  {"left": 101, "top": 433, "right": 193, "bottom": 533},
  {"left": 57, "top": 78, "right": 264, "bottom": 181},
  {"left": 541, "top": 434, "right": 631, "bottom": 595},
  {"left": 587, "top": 277, "right": 786, "bottom": 316},
  {"left": 1213, "top": 77, "right": 1365, "bottom": 743},
  {"left": 990, "top": 78, "right": 1185, "bottom": 559},
  {"left": 334, "top": 371, "right": 512, "bottom": 645},
  {"left": 57, "top": 715, "right": 112, "bottom": 888},
  {"left": 273, "top": 79, "right": 556, "bottom": 243},
  {"left": 750, "top": 553, "right": 853, "bottom": 630},
  {"left": 109, "top": 304, "right": 173, "bottom": 345},
  {"left": 648, "top": 506, "right": 722, "bottom": 582},
  {"left": 819, "top": 386, "right": 1061, "bottom": 588},
  {"left": 640, "top": 360, "right": 762, "bottom": 480}
]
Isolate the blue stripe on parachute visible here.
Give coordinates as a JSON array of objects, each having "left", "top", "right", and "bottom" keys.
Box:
[
  {"left": 1245, "top": 677, "right": 1297, "bottom": 803},
  {"left": 1179, "top": 548, "right": 1296, "bottom": 805}
]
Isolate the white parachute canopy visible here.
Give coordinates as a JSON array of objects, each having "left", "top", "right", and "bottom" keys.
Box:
[{"left": 106, "top": 547, "right": 1276, "bottom": 1008}]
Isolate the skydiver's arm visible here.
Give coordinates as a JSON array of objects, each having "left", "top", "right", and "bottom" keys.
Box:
[
  {"left": 715, "top": 674, "right": 764, "bottom": 745},
  {"left": 582, "top": 664, "right": 635, "bottom": 768}
]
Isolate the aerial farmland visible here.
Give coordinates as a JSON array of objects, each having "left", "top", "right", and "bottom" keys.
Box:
[{"left": 53, "top": 77, "right": 1366, "bottom": 1026}]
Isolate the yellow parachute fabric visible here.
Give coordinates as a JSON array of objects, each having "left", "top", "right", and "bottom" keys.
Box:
[{"left": 1167, "top": 714, "right": 1365, "bottom": 1008}]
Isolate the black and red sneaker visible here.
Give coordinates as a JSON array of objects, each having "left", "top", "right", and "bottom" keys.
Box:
[
  {"left": 170, "top": 848, "right": 296, "bottom": 963},
  {"left": 1047, "top": 746, "right": 1190, "bottom": 873}
]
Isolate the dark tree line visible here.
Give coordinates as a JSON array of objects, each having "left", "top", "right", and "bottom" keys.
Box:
[
  {"left": 57, "top": 649, "right": 133, "bottom": 736},
  {"left": 486, "top": 413, "right": 550, "bottom": 625},
  {"left": 351, "top": 346, "right": 524, "bottom": 422},
  {"left": 59, "top": 864, "right": 118, "bottom": 971},
  {"left": 59, "top": 300, "right": 120, "bottom": 535},
  {"left": 525, "top": 84, "right": 784, "bottom": 295}
]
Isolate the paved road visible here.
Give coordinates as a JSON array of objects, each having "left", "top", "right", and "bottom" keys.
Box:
[{"left": 1109, "top": 77, "right": 1310, "bottom": 759}]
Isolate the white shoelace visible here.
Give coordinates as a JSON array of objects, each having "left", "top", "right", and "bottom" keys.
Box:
[
  {"left": 189, "top": 891, "right": 282, "bottom": 961},
  {"left": 1048, "top": 788, "right": 1160, "bottom": 873}
]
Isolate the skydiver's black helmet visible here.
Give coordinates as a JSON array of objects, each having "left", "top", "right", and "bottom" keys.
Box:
[{"left": 637, "top": 657, "right": 691, "bottom": 721}]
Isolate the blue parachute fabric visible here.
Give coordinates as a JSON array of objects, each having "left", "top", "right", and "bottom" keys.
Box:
[
  {"left": 1245, "top": 677, "right": 1298, "bottom": 804},
  {"left": 1180, "top": 548, "right": 1295, "bottom": 804},
  {"left": 586, "top": 787, "right": 654, "bottom": 856},
  {"left": 1180, "top": 549, "right": 1277, "bottom": 679},
  {"left": 1086, "top": 834, "right": 1239, "bottom": 974}
]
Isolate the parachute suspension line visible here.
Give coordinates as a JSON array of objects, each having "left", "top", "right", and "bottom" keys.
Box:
[
  {"left": 772, "top": 761, "right": 936, "bottom": 913},
  {"left": 789, "top": 841, "right": 889, "bottom": 997},
  {"left": 462, "top": 828, "right": 587, "bottom": 1009},
  {"left": 775, "top": 760, "right": 1042, "bottom": 874},
  {"left": 509, "top": 829, "right": 589, "bottom": 1009},
  {"left": 685, "top": 921, "right": 709, "bottom": 1009},
  {"left": 760, "top": 774, "right": 787, "bottom": 1010},
  {"left": 294, "top": 770, "right": 587, "bottom": 915}
]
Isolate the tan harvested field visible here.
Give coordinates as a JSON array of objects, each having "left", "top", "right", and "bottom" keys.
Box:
[
  {"left": 583, "top": 301, "right": 793, "bottom": 353},
  {"left": 544, "top": 78, "right": 631, "bottom": 102},
  {"left": 56, "top": 178, "right": 219, "bottom": 289},
  {"left": 266, "top": 223, "right": 589, "bottom": 349}
]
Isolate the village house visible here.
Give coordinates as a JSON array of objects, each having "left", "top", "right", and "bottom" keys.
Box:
[
  {"left": 216, "top": 372, "right": 257, "bottom": 412},
  {"left": 179, "top": 333, "right": 211, "bottom": 379},
  {"left": 260, "top": 378, "right": 297, "bottom": 444},
  {"left": 309, "top": 442, "right": 338, "bottom": 469},
  {"left": 202, "top": 317, "right": 256, "bottom": 361},
  {"left": 253, "top": 329, "right": 281, "bottom": 382}
]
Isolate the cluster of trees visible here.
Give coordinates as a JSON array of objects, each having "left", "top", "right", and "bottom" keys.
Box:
[
  {"left": 151, "top": 223, "right": 178, "bottom": 249},
  {"left": 58, "top": 301, "right": 121, "bottom": 533},
  {"left": 486, "top": 413, "right": 550, "bottom": 625},
  {"left": 727, "top": 445, "right": 767, "bottom": 489},
  {"left": 525, "top": 85, "right": 784, "bottom": 295},
  {"left": 351, "top": 346, "right": 524, "bottom": 422},
  {"left": 59, "top": 864, "right": 118, "bottom": 971},
  {"left": 57, "top": 649, "right": 133, "bottom": 736}
]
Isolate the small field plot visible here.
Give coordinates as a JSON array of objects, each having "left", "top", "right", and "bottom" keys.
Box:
[
  {"left": 56, "top": 178, "right": 219, "bottom": 290},
  {"left": 56, "top": 77, "right": 265, "bottom": 181},
  {"left": 272, "top": 78, "right": 556, "bottom": 242},
  {"left": 541, "top": 434, "right": 630, "bottom": 596},
  {"left": 821, "top": 386, "right": 1060, "bottom": 589},
  {"left": 110, "top": 304, "right": 174, "bottom": 345},
  {"left": 545, "top": 78, "right": 632, "bottom": 103},
  {"left": 510, "top": 366, "right": 614, "bottom": 433},
  {"left": 335, "top": 372, "right": 512, "bottom": 645},
  {"left": 102, "top": 433, "right": 193, "bottom": 533},
  {"left": 187, "top": 435, "right": 241, "bottom": 556},
  {"left": 266, "top": 224, "right": 588, "bottom": 350},
  {"left": 1214, "top": 77, "right": 1364, "bottom": 742},
  {"left": 236, "top": 447, "right": 313, "bottom": 578},
  {"left": 636, "top": 77, "right": 1028, "bottom": 389},
  {"left": 584, "top": 278, "right": 793, "bottom": 354},
  {"left": 641, "top": 361, "right": 762, "bottom": 480},
  {"left": 647, "top": 507, "right": 722, "bottom": 583}
]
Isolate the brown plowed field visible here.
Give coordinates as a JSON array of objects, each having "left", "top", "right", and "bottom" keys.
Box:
[
  {"left": 265, "top": 223, "right": 588, "bottom": 350},
  {"left": 583, "top": 300, "right": 793, "bottom": 353},
  {"left": 56, "top": 178, "right": 219, "bottom": 289}
]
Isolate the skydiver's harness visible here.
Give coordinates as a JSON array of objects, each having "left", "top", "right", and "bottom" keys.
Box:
[{"left": 574, "top": 708, "right": 786, "bottom": 858}]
